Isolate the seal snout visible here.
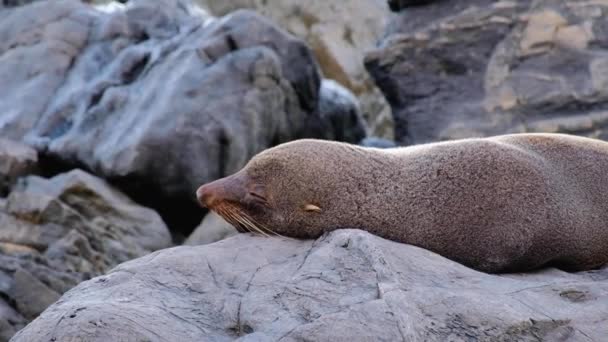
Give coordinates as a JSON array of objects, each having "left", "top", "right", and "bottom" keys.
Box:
[
  {"left": 196, "top": 183, "right": 215, "bottom": 208},
  {"left": 196, "top": 174, "right": 247, "bottom": 209}
]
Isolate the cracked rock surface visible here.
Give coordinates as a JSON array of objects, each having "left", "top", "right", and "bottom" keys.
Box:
[
  {"left": 12, "top": 229, "right": 608, "bottom": 341},
  {"left": 367, "top": 0, "right": 608, "bottom": 144}
]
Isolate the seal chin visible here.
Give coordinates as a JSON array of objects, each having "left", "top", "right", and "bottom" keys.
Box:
[{"left": 196, "top": 173, "right": 247, "bottom": 209}]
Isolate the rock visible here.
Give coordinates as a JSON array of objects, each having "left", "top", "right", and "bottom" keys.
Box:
[
  {"left": 0, "top": 0, "right": 39, "bottom": 7},
  {"left": 0, "top": 169, "right": 171, "bottom": 340},
  {"left": 0, "top": 139, "right": 37, "bottom": 197},
  {"left": 0, "top": 299, "right": 25, "bottom": 342},
  {"left": 313, "top": 79, "right": 368, "bottom": 143},
  {"left": 12, "top": 229, "right": 608, "bottom": 341},
  {"left": 185, "top": 212, "right": 237, "bottom": 245},
  {"left": 196, "top": 0, "right": 395, "bottom": 139},
  {"left": 367, "top": 0, "right": 608, "bottom": 145},
  {"left": 11, "top": 269, "right": 60, "bottom": 321},
  {"left": 387, "top": 0, "right": 437, "bottom": 12},
  {"left": 0, "top": 0, "right": 363, "bottom": 232},
  {"left": 359, "top": 137, "right": 397, "bottom": 148}
]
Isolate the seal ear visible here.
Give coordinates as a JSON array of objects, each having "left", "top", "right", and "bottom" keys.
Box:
[{"left": 303, "top": 204, "right": 322, "bottom": 213}]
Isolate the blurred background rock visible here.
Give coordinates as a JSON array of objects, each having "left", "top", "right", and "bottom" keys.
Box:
[{"left": 367, "top": 0, "right": 608, "bottom": 144}]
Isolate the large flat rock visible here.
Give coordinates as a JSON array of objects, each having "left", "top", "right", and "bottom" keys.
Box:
[{"left": 12, "top": 229, "right": 608, "bottom": 341}]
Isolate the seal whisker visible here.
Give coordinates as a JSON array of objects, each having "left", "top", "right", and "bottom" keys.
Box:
[
  {"left": 224, "top": 204, "right": 268, "bottom": 237},
  {"left": 217, "top": 204, "right": 252, "bottom": 234},
  {"left": 233, "top": 206, "right": 290, "bottom": 239},
  {"left": 244, "top": 212, "right": 290, "bottom": 239},
  {"left": 237, "top": 212, "right": 270, "bottom": 237}
]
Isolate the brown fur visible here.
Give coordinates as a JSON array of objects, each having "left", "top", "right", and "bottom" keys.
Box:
[{"left": 197, "top": 133, "right": 608, "bottom": 273}]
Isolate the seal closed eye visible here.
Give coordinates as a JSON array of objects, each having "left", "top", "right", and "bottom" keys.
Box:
[{"left": 197, "top": 133, "right": 608, "bottom": 273}]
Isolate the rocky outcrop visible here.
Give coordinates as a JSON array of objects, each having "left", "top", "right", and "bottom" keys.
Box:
[
  {"left": 0, "top": 140, "right": 37, "bottom": 197},
  {"left": 12, "top": 229, "right": 607, "bottom": 341},
  {"left": 0, "top": 0, "right": 366, "bottom": 231},
  {"left": 196, "top": 0, "right": 395, "bottom": 139},
  {"left": 367, "top": 0, "right": 608, "bottom": 144},
  {"left": 0, "top": 169, "right": 171, "bottom": 340}
]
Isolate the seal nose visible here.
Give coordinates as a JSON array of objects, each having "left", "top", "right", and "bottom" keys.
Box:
[
  {"left": 196, "top": 183, "right": 215, "bottom": 208},
  {"left": 196, "top": 174, "right": 247, "bottom": 208}
]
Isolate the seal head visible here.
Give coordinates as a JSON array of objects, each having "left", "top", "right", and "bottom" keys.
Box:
[{"left": 197, "top": 140, "right": 337, "bottom": 238}]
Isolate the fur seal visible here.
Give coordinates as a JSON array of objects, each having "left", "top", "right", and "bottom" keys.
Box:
[{"left": 196, "top": 133, "right": 608, "bottom": 273}]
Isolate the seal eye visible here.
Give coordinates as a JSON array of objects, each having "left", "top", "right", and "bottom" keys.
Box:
[
  {"left": 303, "top": 204, "right": 322, "bottom": 213},
  {"left": 249, "top": 192, "right": 266, "bottom": 201},
  {"left": 247, "top": 191, "right": 269, "bottom": 208}
]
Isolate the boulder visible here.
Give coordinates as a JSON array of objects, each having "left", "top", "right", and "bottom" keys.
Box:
[
  {"left": 185, "top": 211, "right": 237, "bottom": 246},
  {"left": 366, "top": 0, "right": 608, "bottom": 144},
  {"left": 0, "top": 0, "right": 363, "bottom": 231},
  {"left": 0, "top": 0, "right": 39, "bottom": 7},
  {"left": 12, "top": 229, "right": 608, "bottom": 341},
  {"left": 314, "top": 80, "right": 368, "bottom": 143},
  {"left": 196, "top": 0, "right": 395, "bottom": 139},
  {"left": 359, "top": 137, "right": 397, "bottom": 148},
  {"left": 387, "top": 0, "right": 438, "bottom": 12},
  {"left": 0, "top": 169, "right": 171, "bottom": 340},
  {"left": 0, "top": 139, "right": 37, "bottom": 196}
]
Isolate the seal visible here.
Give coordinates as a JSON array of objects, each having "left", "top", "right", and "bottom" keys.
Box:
[{"left": 196, "top": 133, "right": 608, "bottom": 273}]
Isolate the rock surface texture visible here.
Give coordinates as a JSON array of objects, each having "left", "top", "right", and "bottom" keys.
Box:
[
  {"left": 196, "top": 0, "right": 395, "bottom": 139},
  {"left": 12, "top": 229, "right": 608, "bottom": 341},
  {"left": 0, "top": 0, "right": 366, "bottom": 230},
  {"left": 0, "top": 168, "right": 171, "bottom": 340},
  {"left": 0, "top": 140, "right": 37, "bottom": 197},
  {"left": 315, "top": 80, "right": 368, "bottom": 143},
  {"left": 367, "top": 0, "right": 608, "bottom": 144}
]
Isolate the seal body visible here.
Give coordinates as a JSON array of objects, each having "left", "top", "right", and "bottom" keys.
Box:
[{"left": 197, "top": 133, "right": 608, "bottom": 273}]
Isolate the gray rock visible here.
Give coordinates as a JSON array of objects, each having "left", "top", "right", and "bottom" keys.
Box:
[
  {"left": 387, "top": 0, "right": 437, "bottom": 12},
  {"left": 0, "top": 0, "right": 362, "bottom": 231},
  {"left": 195, "top": 0, "right": 395, "bottom": 140},
  {"left": 0, "top": 169, "right": 171, "bottom": 340},
  {"left": 11, "top": 269, "right": 60, "bottom": 321},
  {"left": 359, "top": 136, "right": 397, "bottom": 148},
  {"left": 0, "top": 298, "right": 25, "bottom": 342},
  {"left": 313, "top": 79, "right": 368, "bottom": 143},
  {"left": 185, "top": 211, "right": 237, "bottom": 245},
  {"left": 367, "top": 0, "right": 608, "bottom": 145},
  {"left": 0, "top": 139, "right": 37, "bottom": 197},
  {"left": 0, "top": 0, "right": 40, "bottom": 7},
  {"left": 12, "top": 229, "right": 608, "bottom": 341}
]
